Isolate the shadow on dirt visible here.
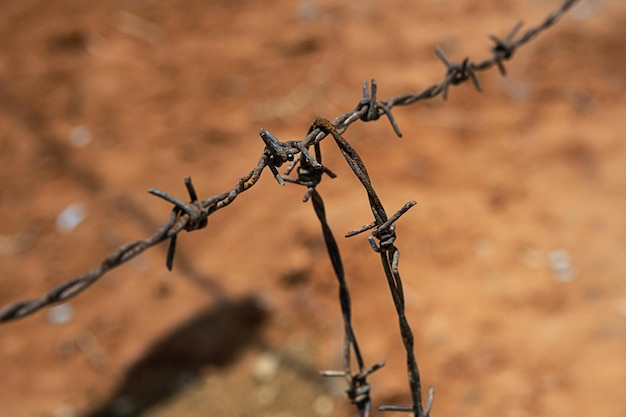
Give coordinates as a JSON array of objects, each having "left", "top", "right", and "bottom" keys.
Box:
[{"left": 82, "top": 295, "right": 270, "bottom": 417}]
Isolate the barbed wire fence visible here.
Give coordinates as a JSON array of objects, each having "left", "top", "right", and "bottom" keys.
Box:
[{"left": 0, "top": 1, "right": 580, "bottom": 415}]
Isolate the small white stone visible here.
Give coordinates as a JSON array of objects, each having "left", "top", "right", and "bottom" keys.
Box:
[
  {"left": 69, "top": 125, "right": 92, "bottom": 147},
  {"left": 56, "top": 203, "right": 87, "bottom": 234},
  {"left": 48, "top": 304, "right": 74, "bottom": 325},
  {"left": 297, "top": 0, "right": 318, "bottom": 21},
  {"left": 253, "top": 353, "right": 279, "bottom": 383},
  {"left": 549, "top": 249, "right": 575, "bottom": 282}
]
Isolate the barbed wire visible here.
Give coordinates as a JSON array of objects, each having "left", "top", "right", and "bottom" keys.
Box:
[{"left": 0, "top": 0, "right": 580, "bottom": 415}]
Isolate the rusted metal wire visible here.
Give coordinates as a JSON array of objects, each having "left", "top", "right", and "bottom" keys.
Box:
[{"left": 0, "top": 0, "right": 580, "bottom": 415}]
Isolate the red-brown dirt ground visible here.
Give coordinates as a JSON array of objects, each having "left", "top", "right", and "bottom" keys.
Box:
[{"left": 0, "top": 1, "right": 625, "bottom": 416}]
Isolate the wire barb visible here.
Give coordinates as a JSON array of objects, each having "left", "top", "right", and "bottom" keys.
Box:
[
  {"left": 379, "top": 387, "right": 435, "bottom": 416},
  {"left": 321, "top": 361, "right": 386, "bottom": 416},
  {"left": 282, "top": 143, "right": 336, "bottom": 202},
  {"left": 148, "top": 177, "right": 207, "bottom": 270},
  {"left": 435, "top": 47, "right": 482, "bottom": 101},
  {"left": 259, "top": 128, "right": 301, "bottom": 185},
  {"left": 489, "top": 21, "right": 524, "bottom": 75},
  {"left": 354, "top": 79, "right": 403, "bottom": 138},
  {"left": 367, "top": 201, "right": 417, "bottom": 252}
]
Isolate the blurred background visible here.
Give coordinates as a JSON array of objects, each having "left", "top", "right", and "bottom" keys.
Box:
[{"left": 0, "top": 0, "right": 624, "bottom": 416}]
